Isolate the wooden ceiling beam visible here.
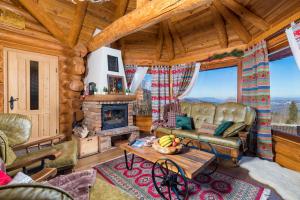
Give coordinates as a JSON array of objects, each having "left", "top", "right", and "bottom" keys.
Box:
[
  {"left": 136, "top": 0, "right": 149, "bottom": 8},
  {"left": 87, "top": 0, "right": 212, "bottom": 52},
  {"left": 222, "top": 0, "right": 270, "bottom": 31},
  {"left": 210, "top": 4, "right": 228, "bottom": 48},
  {"left": 170, "top": 3, "right": 211, "bottom": 23},
  {"left": 19, "top": 0, "right": 68, "bottom": 46},
  {"left": 156, "top": 23, "right": 164, "bottom": 60},
  {"left": 168, "top": 21, "right": 186, "bottom": 54},
  {"left": 68, "top": 1, "right": 88, "bottom": 47},
  {"left": 162, "top": 21, "right": 175, "bottom": 60},
  {"left": 213, "top": 0, "right": 251, "bottom": 44}
]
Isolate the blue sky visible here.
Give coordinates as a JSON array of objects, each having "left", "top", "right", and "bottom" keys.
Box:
[
  {"left": 270, "top": 56, "right": 300, "bottom": 98},
  {"left": 186, "top": 67, "right": 237, "bottom": 99}
]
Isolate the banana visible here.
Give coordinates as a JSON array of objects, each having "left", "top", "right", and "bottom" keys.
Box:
[
  {"left": 159, "top": 138, "right": 171, "bottom": 146},
  {"left": 169, "top": 135, "right": 175, "bottom": 139},
  {"left": 159, "top": 136, "right": 172, "bottom": 143},
  {"left": 162, "top": 141, "right": 172, "bottom": 147}
]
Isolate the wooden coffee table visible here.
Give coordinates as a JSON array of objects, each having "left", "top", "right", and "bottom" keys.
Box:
[{"left": 120, "top": 143, "right": 216, "bottom": 200}]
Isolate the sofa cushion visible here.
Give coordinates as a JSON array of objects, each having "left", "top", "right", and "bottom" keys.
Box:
[
  {"left": 45, "top": 139, "right": 78, "bottom": 169},
  {"left": 176, "top": 116, "right": 193, "bottom": 130},
  {"left": 223, "top": 122, "right": 247, "bottom": 138},
  {"left": 156, "top": 127, "right": 173, "bottom": 135},
  {"left": 197, "top": 123, "right": 217, "bottom": 135},
  {"left": 0, "top": 130, "right": 16, "bottom": 166},
  {"left": 190, "top": 103, "right": 216, "bottom": 129},
  {"left": 214, "top": 102, "right": 247, "bottom": 125},
  {"left": 198, "top": 134, "right": 241, "bottom": 149},
  {"left": 180, "top": 102, "right": 192, "bottom": 116},
  {"left": 214, "top": 121, "right": 233, "bottom": 136},
  {"left": 172, "top": 129, "right": 199, "bottom": 140}
]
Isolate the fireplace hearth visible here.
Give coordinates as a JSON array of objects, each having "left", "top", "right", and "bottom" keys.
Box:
[{"left": 102, "top": 104, "right": 128, "bottom": 130}]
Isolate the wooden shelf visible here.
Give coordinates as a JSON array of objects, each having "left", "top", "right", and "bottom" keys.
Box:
[{"left": 83, "top": 94, "right": 136, "bottom": 102}]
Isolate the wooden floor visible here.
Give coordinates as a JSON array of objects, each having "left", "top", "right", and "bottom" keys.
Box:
[{"left": 74, "top": 141, "right": 282, "bottom": 200}]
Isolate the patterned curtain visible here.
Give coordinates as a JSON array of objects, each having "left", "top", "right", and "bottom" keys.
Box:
[
  {"left": 124, "top": 65, "right": 137, "bottom": 88},
  {"left": 151, "top": 66, "right": 170, "bottom": 121},
  {"left": 286, "top": 22, "right": 300, "bottom": 70},
  {"left": 171, "top": 63, "right": 197, "bottom": 99},
  {"left": 241, "top": 40, "right": 273, "bottom": 160}
]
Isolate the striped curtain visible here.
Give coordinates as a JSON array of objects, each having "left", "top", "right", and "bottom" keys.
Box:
[
  {"left": 241, "top": 40, "right": 273, "bottom": 160},
  {"left": 171, "top": 63, "right": 197, "bottom": 99},
  {"left": 151, "top": 66, "right": 170, "bottom": 121},
  {"left": 124, "top": 65, "right": 137, "bottom": 88}
]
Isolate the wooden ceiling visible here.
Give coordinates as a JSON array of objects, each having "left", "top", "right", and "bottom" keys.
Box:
[{"left": 1, "top": 0, "right": 300, "bottom": 64}]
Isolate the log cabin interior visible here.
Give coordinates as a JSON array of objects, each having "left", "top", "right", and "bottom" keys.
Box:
[{"left": 0, "top": 0, "right": 300, "bottom": 199}]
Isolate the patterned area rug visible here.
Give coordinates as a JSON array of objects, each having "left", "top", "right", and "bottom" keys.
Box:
[{"left": 94, "top": 156, "right": 269, "bottom": 200}]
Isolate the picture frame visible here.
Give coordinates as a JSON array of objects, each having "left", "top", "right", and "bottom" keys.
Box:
[
  {"left": 107, "top": 55, "right": 119, "bottom": 72},
  {"left": 107, "top": 75, "right": 125, "bottom": 94}
]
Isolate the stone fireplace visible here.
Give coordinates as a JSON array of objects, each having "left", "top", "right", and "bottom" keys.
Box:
[{"left": 82, "top": 94, "right": 139, "bottom": 152}]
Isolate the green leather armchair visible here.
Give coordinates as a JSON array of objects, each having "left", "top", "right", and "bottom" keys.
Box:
[{"left": 0, "top": 113, "right": 77, "bottom": 175}]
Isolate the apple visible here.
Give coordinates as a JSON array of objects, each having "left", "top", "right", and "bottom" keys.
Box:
[{"left": 172, "top": 141, "right": 177, "bottom": 147}]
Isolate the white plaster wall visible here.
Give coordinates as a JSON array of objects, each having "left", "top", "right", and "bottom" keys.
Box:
[{"left": 85, "top": 47, "right": 127, "bottom": 92}]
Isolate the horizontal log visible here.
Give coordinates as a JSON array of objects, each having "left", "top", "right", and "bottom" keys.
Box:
[
  {"left": 60, "top": 72, "right": 82, "bottom": 81},
  {"left": 61, "top": 90, "right": 81, "bottom": 99},
  {"left": 69, "top": 80, "right": 84, "bottom": 92},
  {"left": 74, "top": 43, "right": 88, "bottom": 58}
]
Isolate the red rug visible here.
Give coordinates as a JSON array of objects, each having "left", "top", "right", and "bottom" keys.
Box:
[{"left": 94, "top": 156, "right": 269, "bottom": 200}]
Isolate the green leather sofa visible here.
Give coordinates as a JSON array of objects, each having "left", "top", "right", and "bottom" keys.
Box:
[{"left": 155, "top": 102, "right": 256, "bottom": 164}]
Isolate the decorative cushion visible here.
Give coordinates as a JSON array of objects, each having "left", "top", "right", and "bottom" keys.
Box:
[
  {"left": 167, "top": 111, "right": 185, "bottom": 128},
  {"left": 223, "top": 122, "right": 247, "bottom": 138},
  {"left": 214, "top": 121, "right": 233, "bottom": 136},
  {"left": 197, "top": 123, "right": 218, "bottom": 135},
  {"left": 0, "top": 170, "right": 12, "bottom": 185},
  {"left": 176, "top": 116, "right": 193, "bottom": 130}
]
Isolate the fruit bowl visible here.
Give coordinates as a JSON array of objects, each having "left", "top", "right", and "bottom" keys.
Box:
[{"left": 152, "top": 139, "right": 183, "bottom": 155}]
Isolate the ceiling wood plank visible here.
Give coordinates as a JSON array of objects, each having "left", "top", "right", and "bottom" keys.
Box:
[
  {"left": 19, "top": 0, "right": 68, "bottom": 45},
  {"left": 210, "top": 5, "right": 228, "bottom": 48},
  {"left": 136, "top": 0, "right": 149, "bottom": 8},
  {"left": 68, "top": 1, "right": 88, "bottom": 47},
  {"left": 87, "top": 0, "right": 212, "bottom": 52},
  {"left": 168, "top": 21, "right": 186, "bottom": 53},
  {"left": 156, "top": 23, "right": 164, "bottom": 60},
  {"left": 170, "top": 3, "right": 211, "bottom": 23},
  {"left": 162, "top": 21, "right": 175, "bottom": 60},
  {"left": 114, "top": 0, "right": 129, "bottom": 19},
  {"left": 213, "top": 0, "right": 251, "bottom": 44},
  {"left": 222, "top": 0, "right": 270, "bottom": 31}
]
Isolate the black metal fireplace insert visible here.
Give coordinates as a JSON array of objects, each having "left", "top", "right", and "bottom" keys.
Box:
[{"left": 101, "top": 104, "right": 128, "bottom": 130}]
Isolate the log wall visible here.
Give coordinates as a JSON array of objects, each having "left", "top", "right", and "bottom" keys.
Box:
[{"left": 0, "top": 2, "right": 86, "bottom": 139}]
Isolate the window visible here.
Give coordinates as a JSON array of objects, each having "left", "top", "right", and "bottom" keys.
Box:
[
  {"left": 184, "top": 66, "right": 237, "bottom": 103},
  {"left": 270, "top": 56, "right": 300, "bottom": 129},
  {"left": 134, "top": 73, "right": 152, "bottom": 116}
]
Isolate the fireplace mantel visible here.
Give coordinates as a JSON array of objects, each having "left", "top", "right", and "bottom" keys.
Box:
[{"left": 84, "top": 94, "right": 136, "bottom": 102}]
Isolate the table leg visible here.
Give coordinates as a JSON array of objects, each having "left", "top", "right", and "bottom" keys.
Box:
[{"left": 124, "top": 150, "right": 135, "bottom": 170}]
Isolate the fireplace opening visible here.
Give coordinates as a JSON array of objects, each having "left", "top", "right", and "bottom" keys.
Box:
[{"left": 102, "top": 104, "right": 128, "bottom": 130}]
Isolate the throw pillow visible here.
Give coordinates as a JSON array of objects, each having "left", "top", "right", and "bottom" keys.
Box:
[
  {"left": 197, "top": 123, "right": 218, "bottom": 135},
  {"left": 223, "top": 122, "right": 247, "bottom": 138},
  {"left": 214, "top": 121, "right": 233, "bottom": 136},
  {"left": 0, "top": 170, "right": 12, "bottom": 185},
  {"left": 176, "top": 116, "right": 193, "bottom": 130},
  {"left": 168, "top": 111, "right": 185, "bottom": 128}
]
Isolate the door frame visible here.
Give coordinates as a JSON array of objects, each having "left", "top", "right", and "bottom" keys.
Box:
[{"left": 3, "top": 48, "right": 60, "bottom": 134}]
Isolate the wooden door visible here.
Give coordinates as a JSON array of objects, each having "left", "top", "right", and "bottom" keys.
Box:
[{"left": 4, "top": 49, "right": 59, "bottom": 142}]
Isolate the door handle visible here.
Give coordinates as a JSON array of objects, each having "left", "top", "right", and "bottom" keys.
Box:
[{"left": 8, "top": 96, "right": 19, "bottom": 110}]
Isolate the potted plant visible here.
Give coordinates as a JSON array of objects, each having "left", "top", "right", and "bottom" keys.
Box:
[
  {"left": 125, "top": 88, "right": 131, "bottom": 95},
  {"left": 103, "top": 87, "right": 108, "bottom": 95}
]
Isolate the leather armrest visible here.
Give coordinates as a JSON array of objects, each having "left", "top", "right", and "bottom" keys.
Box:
[
  {"left": 7, "top": 149, "right": 62, "bottom": 172},
  {"left": 12, "top": 135, "right": 66, "bottom": 151}
]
